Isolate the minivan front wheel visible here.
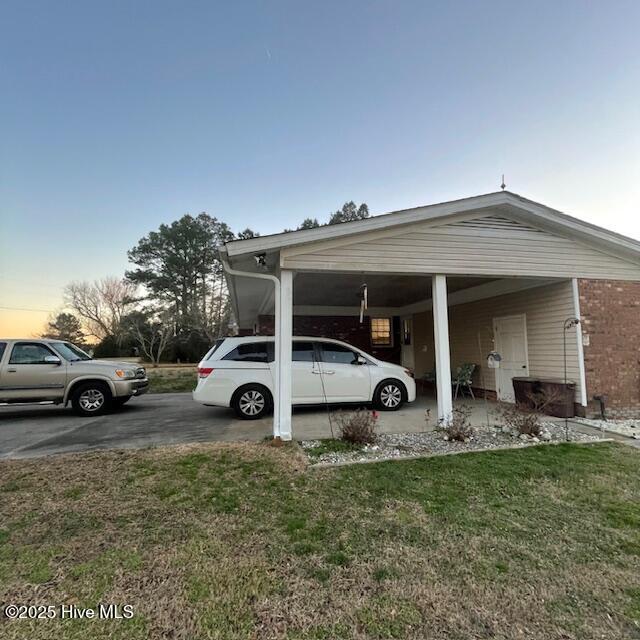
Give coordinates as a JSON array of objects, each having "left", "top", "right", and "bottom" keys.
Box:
[
  {"left": 232, "top": 384, "right": 272, "bottom": 420},
  {"left": 71, "top": 382, "right": 112, "bottom": 416},
  {"left": 374, "top": 380, "right": 406, "bottom": 411}
]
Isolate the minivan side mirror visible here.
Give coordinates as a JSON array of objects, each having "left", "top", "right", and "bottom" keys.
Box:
[{"left": 44, "top": 355, "right": 61, "bottom": 365}]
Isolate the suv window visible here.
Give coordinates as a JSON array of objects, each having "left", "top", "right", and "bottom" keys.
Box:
[
  {"left": 0, "top": 342, "right": 6, "bottom": 362},
  {"left": 9, "top": 342, "right": 56, "bottom": 364},
  {"left": 222, "top": 342, "right": 274, "bottom": 363},
  {"left": 292, "top": 341, "right": 316, "bottom": 362},
  {"left": 319, "top": 343, "right": 359, "bottom": 365}
]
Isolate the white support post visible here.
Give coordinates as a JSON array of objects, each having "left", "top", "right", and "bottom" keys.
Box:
[
  {"left": 432, "top": 274, "right": 453, "bottom": 423},
  {"left": 272, "top": 281, "right": 281, "bottom": 438},
  {"left": 276, "top": 269, "right": 293, "bottom": 440},
  {"left": 571, "top": 278, "right": 588, "bottom": 407}
]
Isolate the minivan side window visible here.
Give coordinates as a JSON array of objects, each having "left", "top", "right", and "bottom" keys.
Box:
[
  {"left": 204, "top": 339, "right": 224, "bottom": 360},
  {"left": 0, "top": 342, "right": 6, "bottom": 362},
  {"left": 319, "top": 343, "right": 359, "bottom": 365},
  {"left": 292, "top": 342, "right": 316, "bottom": 362},
  {"left": 222, "top": 342, "right": 274, "bottom": 363},
  {"left": 9, "top": 342, "right": 56, "bottom": 364}
]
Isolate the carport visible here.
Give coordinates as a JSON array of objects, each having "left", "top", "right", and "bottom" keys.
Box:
[{"left": 220, "top": 191, "right": 640, "bottom": 440}]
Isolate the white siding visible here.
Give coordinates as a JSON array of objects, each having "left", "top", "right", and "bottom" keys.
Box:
[
  {"left": 412, "top": 281, "right": 584, "bottom": 402},
  {"left": 282, "top": 215, "right": 640, "bottom": 280}
]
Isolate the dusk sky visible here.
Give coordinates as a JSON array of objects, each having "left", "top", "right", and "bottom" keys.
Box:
[{"left": 2, "top": 0, "right": 640, "bottom": 337}]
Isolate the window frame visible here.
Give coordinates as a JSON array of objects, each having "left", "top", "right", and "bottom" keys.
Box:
[
  {"left": 370, "top": 317, "right": 393, "bottom": 348},
  {"left": 317, "top": 342, "right": 361, "bottom": 366},
  {"left": 292, "top": 340, "right": 318, "bottom": 363},
  {"left": 221, "top": 341, "right": 274, "bottom": 363},
  {"left": 8, "top": 341, "right": 58, "bottom": 365}
]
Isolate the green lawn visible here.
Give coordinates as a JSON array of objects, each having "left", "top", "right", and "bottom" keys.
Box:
[
  {"left": 145, "top": 366, "right": 197, "bottom": 393},
  {"left": 1, "top": 442, "right": 639, "bottom": 639}
]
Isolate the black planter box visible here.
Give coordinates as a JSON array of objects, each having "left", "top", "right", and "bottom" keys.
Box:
[{"left": 511, "top": 377, "right": 576, "bottom": 418}]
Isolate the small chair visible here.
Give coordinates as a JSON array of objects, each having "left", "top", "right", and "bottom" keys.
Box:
[{"left": 452, "top": 363, "right": 476, "bottom": 399}]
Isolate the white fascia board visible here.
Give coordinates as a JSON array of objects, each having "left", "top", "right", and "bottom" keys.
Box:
[
  {"left": 224, "top": 191, "right": 640, "bottom": 263},
  {"left": 225, "top": 192, "right": 509, "bottom": 257},
  {"left": 503, "top": 196, "right": 640, "bottom": 263}
]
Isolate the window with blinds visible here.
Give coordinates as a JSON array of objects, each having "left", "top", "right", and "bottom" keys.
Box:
[{"left": 370, "top": 318, "right": 392, "bottom": 347}]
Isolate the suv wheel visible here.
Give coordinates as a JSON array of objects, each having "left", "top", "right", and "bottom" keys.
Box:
[
  {"left": 232, "top": 384, "right": 272, "bottom": 420},
  {"left": 71, "top": 382, "right": 112, "bottom": 416},
  {"left": 374, "top": 380, "right": 405, "bottom": 411}
]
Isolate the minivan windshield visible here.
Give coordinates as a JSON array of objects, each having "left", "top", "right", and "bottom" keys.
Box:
[{"left": 52, "top": 342, "right": 92, "bottom": 362}]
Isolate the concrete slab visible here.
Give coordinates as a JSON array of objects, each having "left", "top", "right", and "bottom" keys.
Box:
[{"left": 0, "top": 392, "right": 500, "bottom": 460}]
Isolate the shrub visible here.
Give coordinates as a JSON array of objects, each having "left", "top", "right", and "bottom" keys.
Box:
[
  {"left": 337, "top": 409, "right": 378, "bottom": 445},
  {"left": 499, "top": 387, "right": 564, "bottom": 436},
  {"left": 436, "top": 407, "right": 474, "bottom": 442},
  {"left": 525, "top": 387, "right": 564, "bottom": 415},
  {"left": 498, "top": 403, "right": 541, "bottom": 437}
]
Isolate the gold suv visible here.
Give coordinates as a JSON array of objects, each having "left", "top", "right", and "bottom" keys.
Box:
[{"left": 0, "top": 339, "right": 149, "bottom": 416}]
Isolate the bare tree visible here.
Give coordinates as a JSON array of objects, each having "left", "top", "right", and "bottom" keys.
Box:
[
  {"left": 64, "top": 277, "right": 137, "bottom": 341},
  {"left": 126, "top": 310, "right": 174, "bottom": 366}
]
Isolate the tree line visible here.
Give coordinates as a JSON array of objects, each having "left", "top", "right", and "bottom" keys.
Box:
[{"left": 41, "top": 201, "right": 369, "bottom": 364}]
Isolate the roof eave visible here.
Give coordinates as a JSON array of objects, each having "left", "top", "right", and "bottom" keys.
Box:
[{"left": 223, "top": 190, "right": 640, "bottom": 265}]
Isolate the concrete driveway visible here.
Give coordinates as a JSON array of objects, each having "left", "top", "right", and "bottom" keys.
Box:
[
  {"left": 0, "top": 393, "right": 445, "bottom": 460},
  {"left": 0, "top": 394, "right": 619, "bottom": 460}
]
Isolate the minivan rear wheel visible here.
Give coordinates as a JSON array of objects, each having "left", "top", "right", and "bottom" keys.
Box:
[{"left": 232, "top": 384, "right": 272, "bottom": 420}]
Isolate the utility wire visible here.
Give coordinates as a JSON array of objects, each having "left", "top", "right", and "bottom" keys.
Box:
[{"left": 0, "top": 306, "right": 54, "bottom": 313}]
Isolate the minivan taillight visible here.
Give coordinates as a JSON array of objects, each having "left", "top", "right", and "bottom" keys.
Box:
[{"left": 198, "top": 367, "right": 214, "bottom": 378}]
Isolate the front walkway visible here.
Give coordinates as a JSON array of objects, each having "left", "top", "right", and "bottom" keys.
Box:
[{"left": 290, "top": 393, "right": 497, "bottom": 440}]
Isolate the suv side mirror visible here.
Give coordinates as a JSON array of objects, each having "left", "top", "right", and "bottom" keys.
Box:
[{"left": 44, "top": 355, "right": 61, "bottom": 365}]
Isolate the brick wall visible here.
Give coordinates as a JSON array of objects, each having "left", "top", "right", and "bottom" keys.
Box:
[
  {"left": 257, "top": 315, "right": 402, "bottom": 364},
  {"left": 579, "top": 279, "right": 640, "bottom": 418}
]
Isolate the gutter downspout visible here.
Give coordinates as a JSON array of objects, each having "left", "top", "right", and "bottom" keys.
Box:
[{"left": 220, "top": 252, "right": 282, "bottom": 439}]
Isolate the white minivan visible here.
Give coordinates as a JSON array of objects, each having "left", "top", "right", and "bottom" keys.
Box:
[{"left": 193, "top": 336, "right": 416, "bottom": 419}]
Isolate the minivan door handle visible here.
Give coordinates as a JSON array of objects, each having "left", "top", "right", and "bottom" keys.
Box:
[{"left": 7, "top": 368, "right": 17, "bottom": 373}]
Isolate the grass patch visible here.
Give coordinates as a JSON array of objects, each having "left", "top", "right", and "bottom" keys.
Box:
[
  {"left": 146, "top": 366, "right": 197, "bottom": 393},
  {"left": 0, "top": 441, "right": 639, "bottom": 639},
  {"left": 305, "top": 438, "right": 362, "bottom": 460}
]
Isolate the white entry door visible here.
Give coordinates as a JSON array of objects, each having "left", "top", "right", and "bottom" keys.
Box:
[
  {"left": 400, "top": 316, "right": 415, "bottom": 370},
  {"left": 493, "top": 314, "right": 529, "bottom": 402}
]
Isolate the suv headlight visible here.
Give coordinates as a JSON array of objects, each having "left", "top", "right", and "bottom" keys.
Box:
[{"left": 115, "top": 369, "right": 136, "bottom": 379}]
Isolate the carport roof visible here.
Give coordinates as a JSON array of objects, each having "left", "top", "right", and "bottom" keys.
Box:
[
  {"left": 220, "top": 191, "right": 640, "bottom": 329},
  {"left": 222, "top": 190, "right": 640, "bottom": 262}
]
